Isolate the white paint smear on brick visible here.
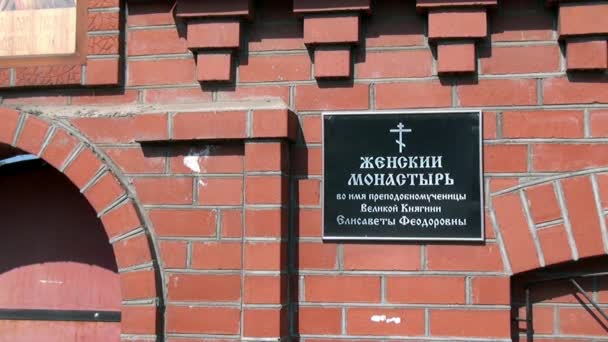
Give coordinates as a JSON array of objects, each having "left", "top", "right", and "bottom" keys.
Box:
[
  {"left": 370, "top": 314, "right": 401, "bottom": 324},
  {"left": 183, "top": 147, "right": 213, "bottom": 186}
]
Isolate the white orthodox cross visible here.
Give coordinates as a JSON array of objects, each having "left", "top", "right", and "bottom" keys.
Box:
[{"left": 389, "top": 122, "right": 412, "bottom": 154}]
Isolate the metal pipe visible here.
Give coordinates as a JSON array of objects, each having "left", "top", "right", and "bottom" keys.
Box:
[{"left": 570, "top": 278, "right": 608, "bottom": 322}]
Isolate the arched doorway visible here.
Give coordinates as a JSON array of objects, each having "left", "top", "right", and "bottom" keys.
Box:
[
  {"left": 512, "top": 256, "right": 608, "bottom": 341},
  {"left": 0, "top": 109, "right": 162, "bottom": 340},
  {"left": 0, "top": 144, "right": 121, "bottom": 341},
  {"left": 490, "top": 166, "right": 608, "bottom": 341}
]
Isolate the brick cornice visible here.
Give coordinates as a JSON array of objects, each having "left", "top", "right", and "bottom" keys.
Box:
[
  {"left": 416, "top": 0, "right": 496, "bottom": 75},
  {"left": 547, "top": 0, "right": 608, "bottom": 71},
  {"left": 292, "top": 0, "right": 371, "bottom": 79},
  {"left": 175, "top": 0, "right": 252, "bottom": 83}
]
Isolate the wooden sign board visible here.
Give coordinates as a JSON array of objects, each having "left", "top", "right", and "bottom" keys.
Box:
[{"left": 0, "top": 0, "right": 77, "bottom": 57}]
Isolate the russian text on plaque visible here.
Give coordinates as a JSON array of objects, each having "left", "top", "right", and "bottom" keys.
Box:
[{"left": 323, "top": 111, "right": 483, "bottom": 241}]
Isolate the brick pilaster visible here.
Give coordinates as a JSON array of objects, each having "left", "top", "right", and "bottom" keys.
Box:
[{"left": 242, "top": 140, "right": 290, "bottom": 340}]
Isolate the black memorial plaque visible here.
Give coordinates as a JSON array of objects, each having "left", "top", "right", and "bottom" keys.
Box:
[{"left": 323, "top": 111, "right": 483, "bottom": 241}]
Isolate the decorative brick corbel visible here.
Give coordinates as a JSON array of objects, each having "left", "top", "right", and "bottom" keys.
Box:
[
  {"left": 293, "top": 0, "right": 371, "bottom": 80},
  {"left": 416, "top": 0, "right": 497, "bottom": 75},
  {"left": 547, "top": 0, "right": 608, "bottom": 72},
  {"left": 176, "top": 0, "right": 252, "bottom": 83}
]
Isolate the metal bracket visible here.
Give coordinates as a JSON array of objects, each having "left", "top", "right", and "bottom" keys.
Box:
[{"left": 0, "top": 309, "right": 120, "bottom": 322}]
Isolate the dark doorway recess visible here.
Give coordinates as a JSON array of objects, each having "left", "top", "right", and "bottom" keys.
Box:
[{"left": 0, "top": 145, "right": 121, "bottom": 341}]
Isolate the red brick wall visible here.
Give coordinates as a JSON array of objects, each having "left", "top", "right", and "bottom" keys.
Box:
[{"left": 1, "top": 0, "right": 608, "bottom": 341}]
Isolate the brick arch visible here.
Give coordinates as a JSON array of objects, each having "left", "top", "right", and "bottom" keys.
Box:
[
  {"left": 0, "top": 108, "right": 162, "bottom": 340},
  {"left": 490, "top": 169, "right": 608, "bottom": 275}
]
